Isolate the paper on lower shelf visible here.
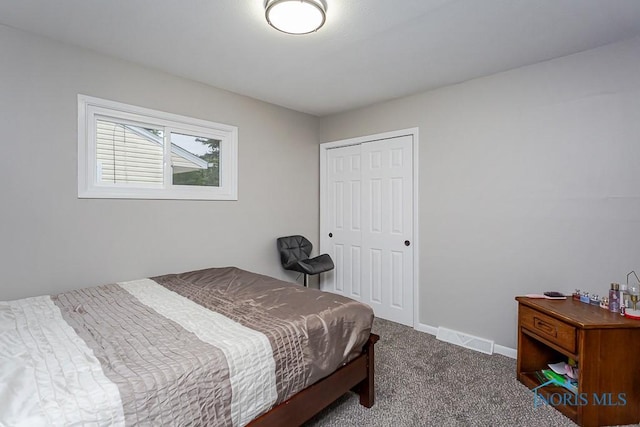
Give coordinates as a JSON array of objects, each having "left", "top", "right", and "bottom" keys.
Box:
[{"left": 548, "top": 361, "right": 568, "bottom": 375}]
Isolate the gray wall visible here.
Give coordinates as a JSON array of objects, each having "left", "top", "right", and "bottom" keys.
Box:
[
  {"left": 3, "top": 22, "right": 640, "bottom": 350},
  {"left": 319, "top": 37, "right": 640, "bottom": 349},
  {"left": 0, "top": 25, "right": 319, "bottom": 300}
]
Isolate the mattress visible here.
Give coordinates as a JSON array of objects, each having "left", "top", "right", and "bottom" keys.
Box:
[{"left": 0, "top": 266, "right": 374, "bottom": 426}]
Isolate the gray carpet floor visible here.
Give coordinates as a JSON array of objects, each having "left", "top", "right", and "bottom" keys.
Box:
[{"left": 305, "top": 318, "right": 591, "bottom": 427}]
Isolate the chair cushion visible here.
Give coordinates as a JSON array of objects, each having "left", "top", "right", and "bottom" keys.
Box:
[{"left": 295, "top": 254, "right": 335, "bottom": 275}]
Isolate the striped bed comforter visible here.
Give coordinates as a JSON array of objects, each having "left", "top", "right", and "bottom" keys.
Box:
[{"left": 0, "top": 267, "right": 374, "bottom": 426}]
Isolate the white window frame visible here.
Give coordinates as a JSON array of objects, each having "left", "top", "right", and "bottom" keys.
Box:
[{"left": 78, "top": 94, "right": 238, "bottom": 200}]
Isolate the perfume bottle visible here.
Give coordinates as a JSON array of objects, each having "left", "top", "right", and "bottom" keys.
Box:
[{"left": 609, "top": 283, "right": 620, "bottom": 313}]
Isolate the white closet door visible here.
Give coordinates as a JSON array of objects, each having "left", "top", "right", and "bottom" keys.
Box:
[
  {"left": 323, "top": 135, "right": 414, "bottom": 326},
  {"left": 361, "top": 136, "right": 413, "bottom": 326},
  {"left": 324, "top": 144, "right": 363, "bottom": 299}
]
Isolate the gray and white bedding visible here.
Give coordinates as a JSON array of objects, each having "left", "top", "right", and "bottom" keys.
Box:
[{"left": 0, "top": 267, "right": 374, "bottom": 426}]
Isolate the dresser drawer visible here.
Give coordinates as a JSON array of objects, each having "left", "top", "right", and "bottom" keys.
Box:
[{"left": 519, "top": 305, "right": 576, "bottom": 353}]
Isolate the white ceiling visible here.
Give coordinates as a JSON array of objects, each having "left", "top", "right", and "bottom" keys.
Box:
[{"left": 2, "top": 0, "right": 640, "bottom": 116}]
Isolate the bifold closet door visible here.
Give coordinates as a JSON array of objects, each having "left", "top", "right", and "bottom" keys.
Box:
[{"left": 324, "top": 135, "right": 414, "bottom": 326}]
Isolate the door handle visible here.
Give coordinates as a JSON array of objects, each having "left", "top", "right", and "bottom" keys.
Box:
[{"left": 404, "top": 240, "right": 410, "bottom": 246}]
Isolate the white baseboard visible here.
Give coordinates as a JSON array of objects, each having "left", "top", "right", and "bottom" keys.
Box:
[
  {"left": 413, "top": 321, "right": 516, "bottom": 359},
  {"left": 493, "top": 344, "right": 517, "bottom": 359},
  {"left": 414, "top": 321, "right": 438, "bottom": 336}
]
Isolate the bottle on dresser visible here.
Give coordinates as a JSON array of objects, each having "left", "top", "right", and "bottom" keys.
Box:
[
  {"left": 620, "top": 283, "right": 628, "bottom": 316},
  {"left": 609, "top": 283, "right": 620, "bottom": 313}
]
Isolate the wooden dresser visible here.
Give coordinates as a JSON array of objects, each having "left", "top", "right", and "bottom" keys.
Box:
[{"left": 516, "top": 297, "right": 640, "bottom": 427}]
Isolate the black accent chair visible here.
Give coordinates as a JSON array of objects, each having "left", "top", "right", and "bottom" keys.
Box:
[{"left": 276, "top": 235, "right": 334, "bottom": 287}]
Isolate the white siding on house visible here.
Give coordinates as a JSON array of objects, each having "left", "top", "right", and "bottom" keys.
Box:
[
  {"left": 96, "top": 120, "right": 163, "bottom": 184},
  {"left": 171, "top": 152, "right": 204, "bottom": 172},
  {"left": 96, "top": 121, "right": 207, "bottom": 184}
]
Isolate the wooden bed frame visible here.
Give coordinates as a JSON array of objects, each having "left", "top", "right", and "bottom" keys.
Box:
[{"left": 248, "top": 333, "right": 380, "bottom": 427}]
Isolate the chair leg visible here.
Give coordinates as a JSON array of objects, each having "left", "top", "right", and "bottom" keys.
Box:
[{"left": 303, "top": 274, "right": 308, "bottom": 287}]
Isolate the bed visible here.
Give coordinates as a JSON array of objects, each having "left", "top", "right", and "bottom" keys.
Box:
[{"left": 0, "top": 266, "right": 377, "bottom": 426}]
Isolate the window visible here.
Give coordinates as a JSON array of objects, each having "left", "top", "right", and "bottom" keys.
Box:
[{"left": 78, "top": 95, "right": 238, "bottom": 200}]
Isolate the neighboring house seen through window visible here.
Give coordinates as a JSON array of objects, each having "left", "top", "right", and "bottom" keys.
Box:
[{"left": 78, "top": 95, "right": 237, "bottom": 200}]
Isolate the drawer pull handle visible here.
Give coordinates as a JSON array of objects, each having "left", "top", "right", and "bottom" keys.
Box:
[{"left": 534, "top": 317, "right": 557, "bottom": 337}]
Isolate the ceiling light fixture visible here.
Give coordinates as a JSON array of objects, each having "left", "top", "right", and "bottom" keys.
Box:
[{"left": 265, "top": 0, "right": 326, "bottom": 35}]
